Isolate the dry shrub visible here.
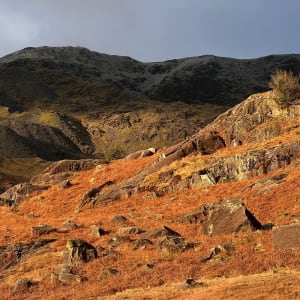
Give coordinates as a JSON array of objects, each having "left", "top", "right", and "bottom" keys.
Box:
[{"left": 269, "top": 69, "right": 300, "bottom": 106}]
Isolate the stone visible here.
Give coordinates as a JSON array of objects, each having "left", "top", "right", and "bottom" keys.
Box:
[
  {"left": 201, "top": 199, "right": 262, "bottom": 236},
  {"left": 140, "top": 263, "right": 154, "bottom": 271},
  {"left": 64, "top": 239, "right": 97, "bottom": 266},
  {"left": 79, "top": 180, "right": 115, "bottom": 208},
  {"left": 58, "top": 272, "right": 84, "bottom": 283},
  {"left": 177, "top": 278, "right": 207, "bottom": 289},
  {"left": 107, "top": 236, "right": 132, "bottom": 248},
  {"left": 201, "top": 241, "right": 236, "bottom": 263},
  {"left": 157, "top": 236, "right": 187, "bottom": 254},
  {"left": 132, "top": 239, "right": 153, "bottom": 250},
  {"left": 141, "top": 226, "right": 181, "bottom": 239},
  {"left": 272, "top": 223, "right": 300, "bottom": 249},
  {"left": 116, "top": 226, "right": 141, "bottom": 235},
  {"left": 99, "top": 268, "right": 119, "bottom": 280},
  {"left": 13, "top": 278, "right": 35, "bottom": 293},
  {"left": 58, "top": 180, "right": 72, "bottom": 189},
  {"left": 90, "top": 225, "right": 109, "bottom": 237},
  {"left": 31, "top": 224, "right": 55, "bottom": 237},
  {"left": 176, "top": 206, "right": 209, "bottom": 224},
  {"left": 110, "top": 215, "right": 128, "bottom": 225},
  {"left": 62, "top": 220, "right": 78, "bottom": 230},
  {"left": 99, "top": 247, "right": 118, "bottom": 257},
  {"left": 51, "top": 264, "right": 85, "bottom": 284}
]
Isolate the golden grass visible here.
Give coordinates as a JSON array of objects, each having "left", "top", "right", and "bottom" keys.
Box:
[{"left": 1, "top": 125, "right": 300, "bottom": 299}]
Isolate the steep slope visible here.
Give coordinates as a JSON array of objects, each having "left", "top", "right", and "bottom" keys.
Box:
[
  {"left": 0, "top": 47, "right": 299, "bottom": 188},
  {"left": 0, "top": 91, "right": 299, "bottom": 299},
  {"left": 1, "top": 47, "right": 300, "bottom": 108}
]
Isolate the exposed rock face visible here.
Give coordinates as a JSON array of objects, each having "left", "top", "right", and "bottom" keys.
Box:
[
  {"left": 125, "top": 148, "right": 156, "bottom": 160},
  {"left": 144, "top": 140, "right": 300, "bottom": 196},
  {"left": 272, "top": 223, "right": 300, "bottom": 249},
  {"left": 31, "top": 159, "right": 102, "bottom": 185},
  {"left": 88, "top": 131, "right": 225, "bottom": 206},
  {"left": 201, "top": 199, "right": 262, "bottom": 236},
  {"left": 51, "top": 264, "right": 85, "bottom": 284},
  {"left": 40, "top": 159, "right": 102, "bottom": 175},
  {"left": 63, "top": 239, "right": 97, "bottom": 266},
  {"left": 202, "top": 141, "right": 300, "bottom": 183},
  {"left": 177, "top": 199, "right": 261, "bottom": 236},
  {"left": 0, "top": 183, "right": 48, "bottom": 207},
  {"left": 205, "top": 93, "right": 300, "bottom": 146},
  {"left": 176, "top": 206, "right": 209, "bottom": 224},
  {"left": 0, "top": 239, "right": 55, "bottom": 271}
]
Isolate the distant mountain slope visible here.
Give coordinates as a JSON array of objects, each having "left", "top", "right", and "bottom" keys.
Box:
[
  {"left": 0, "top": 47, "right": 299, "bottom": 109},
  {"left": 0, "top": 47, "right": 299, "bottom": 187}
]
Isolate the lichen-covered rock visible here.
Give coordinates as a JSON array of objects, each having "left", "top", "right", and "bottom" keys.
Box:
[
  {"left": 272, "top": 223, "right": 300, "bottom": 249},
  {"left": 64, "top": 239, "right": 97, "bottom": 266}
]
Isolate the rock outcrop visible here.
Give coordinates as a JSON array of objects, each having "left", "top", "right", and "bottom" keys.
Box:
[
  {"left": 272, "top": 223, "right": 300, "bottom": 249},
  {"left": 63, "top": 239, "right": 97, "bottom": 266},
  {"left": 0, "top": 239, "right": 56, "bottom": 271},
  {"left": 177, "top": 199, "right": 262, "bottom": 236},
  {"left": 0, "top": 183, "right": 48, "bottom": 207}
]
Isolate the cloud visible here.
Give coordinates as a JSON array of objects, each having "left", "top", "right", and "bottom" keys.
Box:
[
  {"left": 0, "top": 4, "right": 39, "bottom": 46},
  {"left": 0, "top": 0, "right": 299, "bottom": 61}
]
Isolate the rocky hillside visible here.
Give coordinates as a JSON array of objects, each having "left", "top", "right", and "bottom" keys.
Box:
[
  {"left": 1, "top": 47, "right": 300, "bottom": 108},
  {"left": 0, "top": 47, "right": 299, "bottom": 188},
  {"left": 0, "top": 91, "right": 299, "bottom": 299}
]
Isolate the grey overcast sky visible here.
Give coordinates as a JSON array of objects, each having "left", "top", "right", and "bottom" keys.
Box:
[{"left": 0, "top": 0, "right": 299, "bottom": 62}]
